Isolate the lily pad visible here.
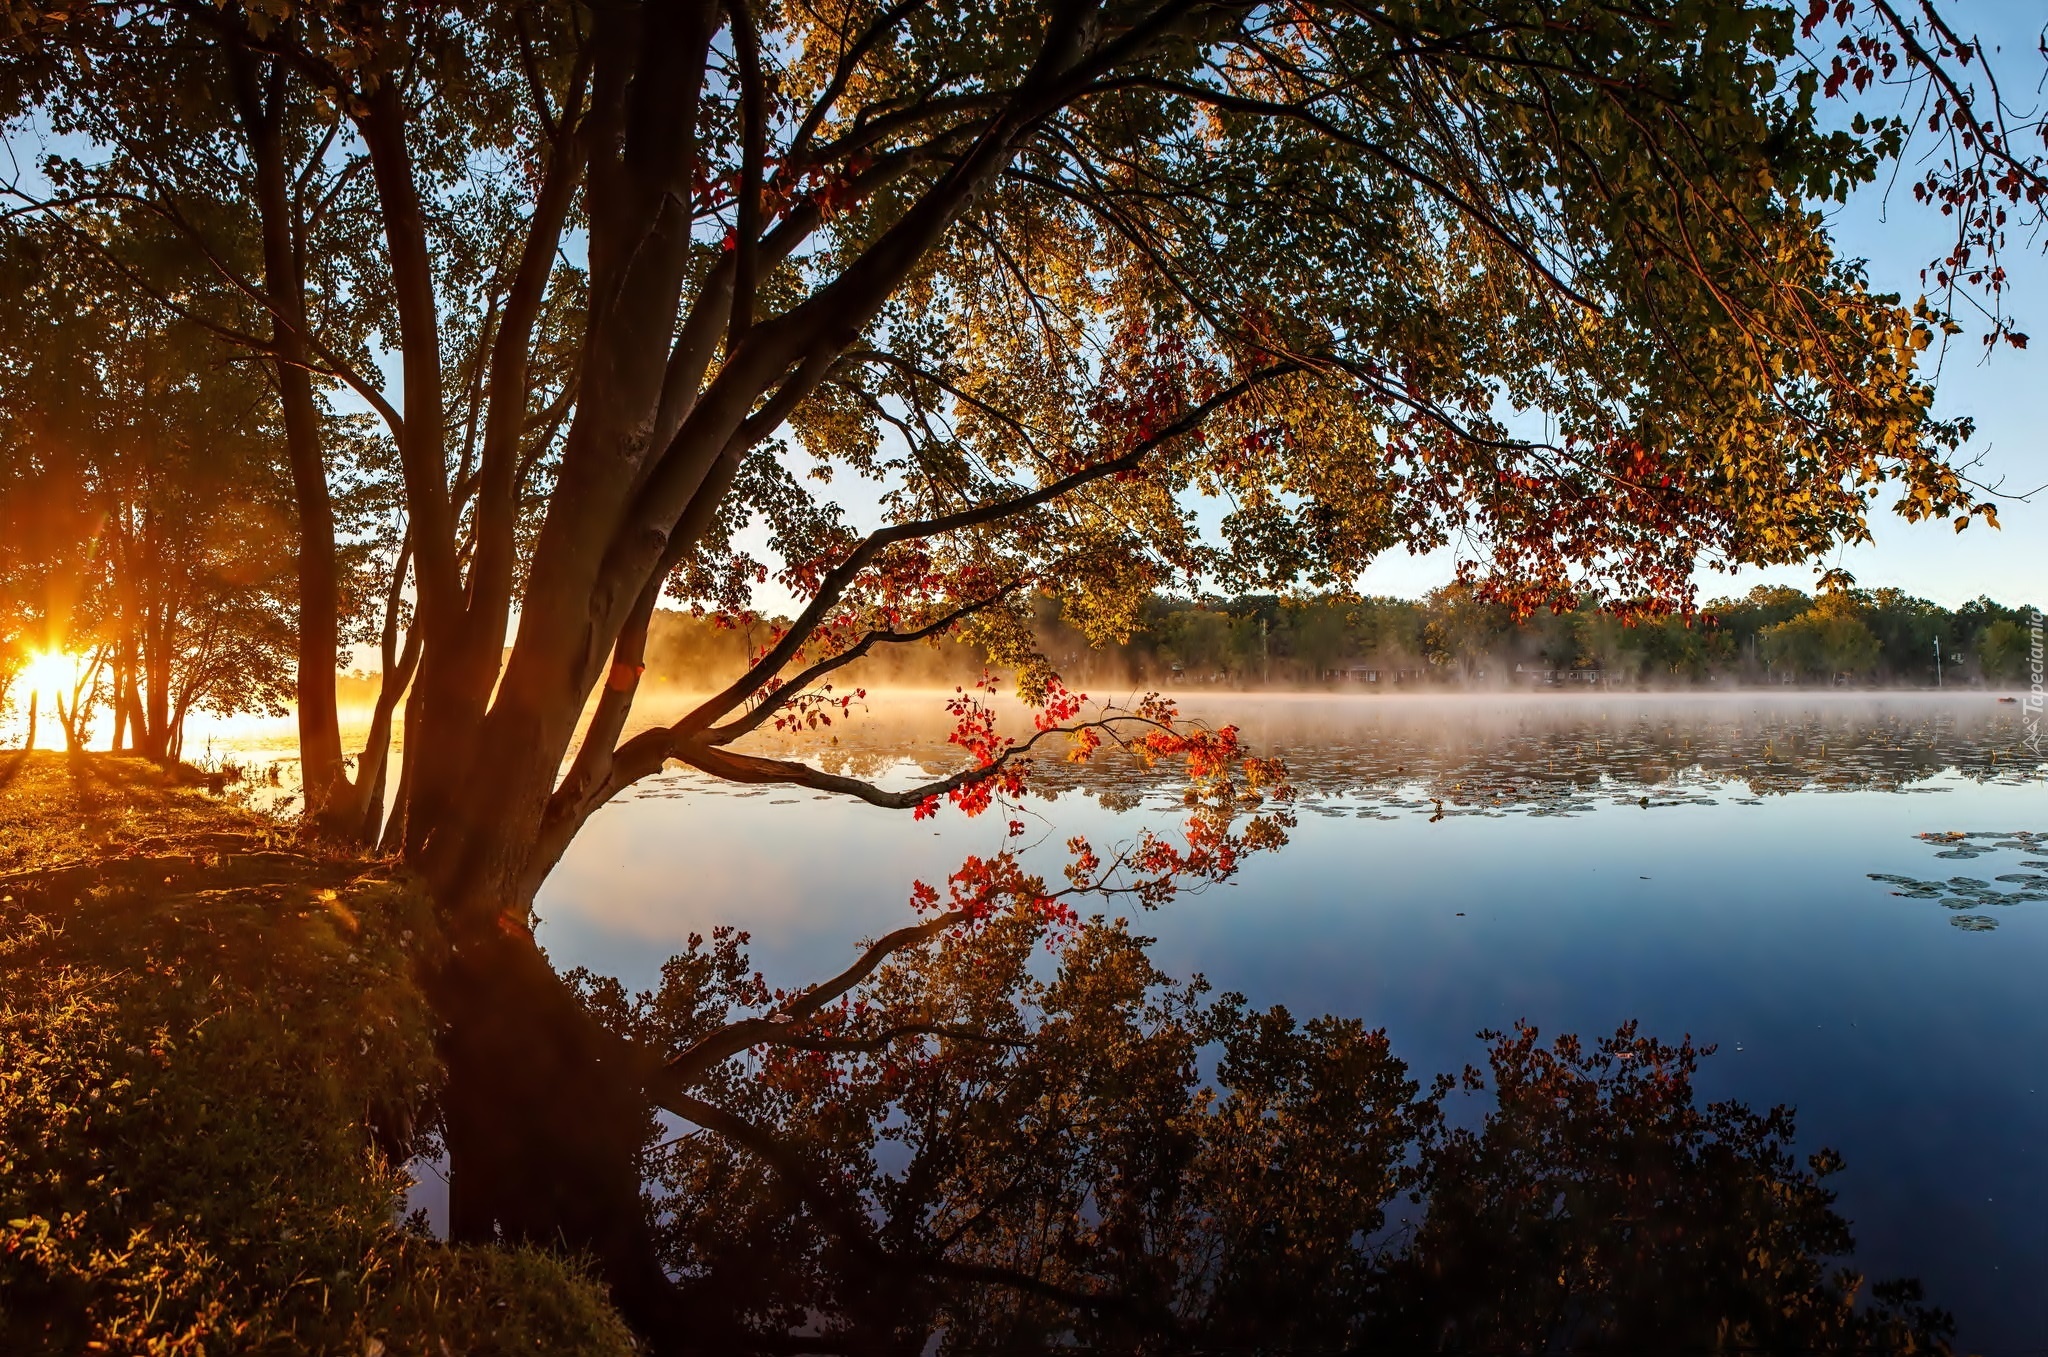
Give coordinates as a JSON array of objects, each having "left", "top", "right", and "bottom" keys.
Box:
[{"left": 1950, "top": 915, "right": 1999, "bottom": 931}]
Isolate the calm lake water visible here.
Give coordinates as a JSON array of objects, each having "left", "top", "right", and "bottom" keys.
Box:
[{"left": 202, "top": 691, "right": 2048, "bottom": 1353}]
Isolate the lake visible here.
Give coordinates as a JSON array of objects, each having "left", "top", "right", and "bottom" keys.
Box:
[{"left": 201, "top": 690, "right": 2048, "bottom": 1352}]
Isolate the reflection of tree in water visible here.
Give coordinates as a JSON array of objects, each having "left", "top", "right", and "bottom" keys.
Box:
[
  {"left": 551, "top": 701, "right": 1992, "bottom": 1349},
  {"left": 672, "top": 701, "right": 2045, "bottom": 823},
  {"left": 561, "top": 908, "right": 1954, "bottom": 1354}
]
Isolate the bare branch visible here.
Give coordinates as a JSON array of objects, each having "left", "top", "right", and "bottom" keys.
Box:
[{"left": 669, "top": 711, "right": 1170, "bottom": 812}]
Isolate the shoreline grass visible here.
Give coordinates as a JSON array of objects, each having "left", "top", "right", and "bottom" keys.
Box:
[{"left": 0, "top": 752, "right": 637, "bottom": 1356}]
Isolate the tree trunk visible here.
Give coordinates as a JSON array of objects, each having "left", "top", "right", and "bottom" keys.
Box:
[
  {"left": 379, "top": 676, "right": 430, "bottom": 855},
  {"left": 431, "top": 914, "right": 687, "bottom": 1347},
  {"left": 110, "top": 662, "right": 128, "bottom": 754},
  {"left": 338, "top": 545, "right": 421, "bottom": 843},
  {"left": 139, "top": 580, "right": 174, "bottom": 763},
  {"left": 230, "top": 51, "right": 350, "bottom": 824}
]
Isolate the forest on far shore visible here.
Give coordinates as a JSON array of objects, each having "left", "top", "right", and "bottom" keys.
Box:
[{"left": 617, "top": 585, "right": 2042, "bottom": 695}]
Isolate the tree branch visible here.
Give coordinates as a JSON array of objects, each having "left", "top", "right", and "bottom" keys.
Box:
[
  {"left": 705, "top": 585, "right": 1023, "bottom": 746},
  {"left": 665, "top": 910, "right": 969, "bottom": 1084},
  {"left": 675, "top": 365, "right": 1295, "bottom": 738}
]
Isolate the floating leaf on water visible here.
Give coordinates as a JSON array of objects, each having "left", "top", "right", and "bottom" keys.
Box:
[
  {"left": 1993, "top": 873, "right": 2048, "bottom": 885},
  {"left": 1950, "top": 915, "right": 1999, "bottom": 931},
  {"left": 1946, "top": 877, "right": 1993, "bottom": 890},
  {"left": 1867, "top": 874, "right": 1920, "bottom": 886}
]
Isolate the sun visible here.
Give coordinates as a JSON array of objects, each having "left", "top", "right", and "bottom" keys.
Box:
[{"left": 18, "top": 650, "right": 83, "bottom": 702}]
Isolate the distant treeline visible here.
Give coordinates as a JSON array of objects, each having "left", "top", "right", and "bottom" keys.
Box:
[{"left": 636, "top": 585, "right": 2041, "bottom": 694}]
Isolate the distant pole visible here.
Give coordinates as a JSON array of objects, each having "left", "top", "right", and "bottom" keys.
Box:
[{"left": 1935, "top": 635, "right": 1942, "bottom": 689}]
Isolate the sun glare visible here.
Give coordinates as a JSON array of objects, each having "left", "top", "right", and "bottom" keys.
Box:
[{"left": 19, "top": 650, "right": 83, "bottom": 702}]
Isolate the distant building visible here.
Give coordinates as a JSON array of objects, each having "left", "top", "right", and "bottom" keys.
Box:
[
  {"left": 1514, "top": 662, "right": 1608, "bottom": 686},
  {"left": 1326, "top": 658, "right": 1426, "bottom": 685}
]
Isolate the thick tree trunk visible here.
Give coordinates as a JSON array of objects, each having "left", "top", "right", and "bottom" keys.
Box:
[{"left": 402, "top": 0, "right": 727, "bottom": 907}]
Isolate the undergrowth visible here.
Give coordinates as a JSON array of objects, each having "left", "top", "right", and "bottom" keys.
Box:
[{"left": 0, "top": 752, "right": 638, "bottom": 1355}]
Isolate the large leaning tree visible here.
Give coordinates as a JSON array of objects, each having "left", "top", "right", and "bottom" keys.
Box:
[{"left": 3, "top": 0, "right": 2043, "bottom": 1340}]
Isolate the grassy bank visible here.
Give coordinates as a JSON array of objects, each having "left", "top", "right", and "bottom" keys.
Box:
[{"left": 0, "top": 753, "right": 637, "bottom": 1356}]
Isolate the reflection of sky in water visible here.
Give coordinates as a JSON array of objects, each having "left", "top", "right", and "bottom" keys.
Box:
[
  {"left": 540, "top": 693, "right": 2047, "bottom": 1356},
  {"left": 190, "top": 691, "right": 2046, "bottom": 1351}
]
